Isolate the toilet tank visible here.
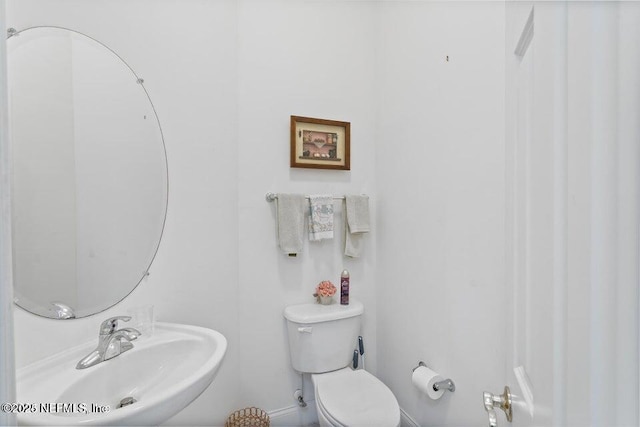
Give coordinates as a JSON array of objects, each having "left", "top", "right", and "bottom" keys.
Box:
[{"left": 283, "top": 300, "right": 363, "bottom": 373}]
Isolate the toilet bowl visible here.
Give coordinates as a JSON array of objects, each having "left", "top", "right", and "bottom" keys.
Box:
[
  {"left": 283, "top": 299, "right": 400, "bottom": 427},
  {"left": 312, "top": 368, "right": 400, "bottom": 427}
]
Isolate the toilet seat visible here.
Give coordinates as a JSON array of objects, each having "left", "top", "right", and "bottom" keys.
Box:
[{"left": 312, "top": 368, "right": 400, "bottom": 427}]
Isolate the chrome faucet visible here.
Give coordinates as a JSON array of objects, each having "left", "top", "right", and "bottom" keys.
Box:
[{"left": 76, "top": 316, "right": 141, "bottom": 369}]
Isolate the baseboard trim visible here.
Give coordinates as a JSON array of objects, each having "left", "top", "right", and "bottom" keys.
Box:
[
  {"left": 400, "top": 407, "right": 420, "bottom": 427},
  {"left": 268, "top": 400, "right": 317, "bottom": 427},
  {"left": 268, "top": 404, "right": 298, "bottom": 420},
  {"left": 269, "top": 402, "right": 418, "bottom": 427}
]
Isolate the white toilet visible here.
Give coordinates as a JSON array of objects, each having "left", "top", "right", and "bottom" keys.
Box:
[{"left": 283, "top": 299, "right": 400, "bottom": 427}]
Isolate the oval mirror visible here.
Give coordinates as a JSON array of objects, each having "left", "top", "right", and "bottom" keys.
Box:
[{"left": 7, "top": 27, "right": 168, "bottom": 319}]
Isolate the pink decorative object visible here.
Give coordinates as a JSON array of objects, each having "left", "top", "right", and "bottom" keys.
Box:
[{"left": 314, "top": 280, "right": 337, "bottom": 300}]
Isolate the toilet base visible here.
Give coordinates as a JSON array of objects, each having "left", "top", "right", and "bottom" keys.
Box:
[
  {"left": 311, "top": 369, "right": 400, "bottom": 427},
  {"left": 315, "top": 402, "right": 334, "bottom": 427},
  {"left": 315, "top": 398, "right": 401, "bottom": 427}
]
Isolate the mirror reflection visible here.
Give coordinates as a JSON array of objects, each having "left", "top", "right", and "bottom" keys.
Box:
[{"left": 8, "top": 27, "right": 168, "bottom": 319}]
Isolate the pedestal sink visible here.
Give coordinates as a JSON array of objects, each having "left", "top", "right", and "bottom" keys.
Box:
[{"left": 16, "top": 323, "right": 227, "bottom": 426}]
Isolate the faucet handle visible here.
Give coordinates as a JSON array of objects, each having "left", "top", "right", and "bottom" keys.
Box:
[{"left": 99, "top": 316, "right": 131, "bottom": 335}]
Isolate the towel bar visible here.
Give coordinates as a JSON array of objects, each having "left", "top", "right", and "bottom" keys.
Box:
[{"left": 265, "top": 192, "right": 367, "bottom": 202}]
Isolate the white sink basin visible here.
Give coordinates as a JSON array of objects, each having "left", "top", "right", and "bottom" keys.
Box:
[{"left": 16, "top": 322, "right": 227, "bottom": 425}]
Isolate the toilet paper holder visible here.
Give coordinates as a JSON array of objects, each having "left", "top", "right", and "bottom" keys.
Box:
[{"left": 413, "top": 361, "right": 456, "bottom": 392}]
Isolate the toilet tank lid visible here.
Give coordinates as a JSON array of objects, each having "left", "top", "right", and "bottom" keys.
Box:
[{"left": 283, "top": 299, "right": 363, "bottom": 324}]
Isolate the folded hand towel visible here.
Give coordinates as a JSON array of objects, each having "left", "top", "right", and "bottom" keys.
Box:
[
  {"left": 344, "top": 195, "right": 370, "bottom": 257},
  {"left": 276, "top": 193, "right": 306, "bottom": 256},
  {"left": 308, "top": 195, "right": 334, "bottom": 241},
  {"left": 346, "top": 195, "right": 370, "bottom": 233}
]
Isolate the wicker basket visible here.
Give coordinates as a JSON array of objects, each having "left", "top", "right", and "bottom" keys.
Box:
[{"left": 225, "top": 407, "right": 270, "bottom": 427}]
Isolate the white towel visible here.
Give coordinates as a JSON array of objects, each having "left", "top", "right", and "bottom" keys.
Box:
[
  {"left": 346, "top": 195, "right": 370, "bottom": 233},
  {"left": 276, "top": 193, "right": 306, "bottom": 256},
  {"left": 344, "top": 195, "right": 370, "bottom": 257},
  {"left": 308, "top": 195, "right": 334, "bottom": 241}
]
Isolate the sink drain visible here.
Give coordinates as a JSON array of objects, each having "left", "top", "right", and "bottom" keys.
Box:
[{"left": 117, "top": 397, "right": 137, "bottom": 409}]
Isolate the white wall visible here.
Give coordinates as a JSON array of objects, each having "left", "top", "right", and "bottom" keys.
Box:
[
  {"left": 375, "top": 2, "right": 506, "bottom": 426},
  {"left": 6, "top": 1, "right": 240, "bottom": 425},
  {"left": 237, "top": 1, "right": 378, "bottom": 422}
]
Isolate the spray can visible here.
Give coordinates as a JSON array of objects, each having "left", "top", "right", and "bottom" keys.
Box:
[{"left": 340, "top": 269, "right": 350, "bottom": 305}]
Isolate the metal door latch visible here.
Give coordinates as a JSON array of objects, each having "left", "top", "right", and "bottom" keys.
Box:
[{"left": 483, "top": 386, "right": 512, "bottom": 427}]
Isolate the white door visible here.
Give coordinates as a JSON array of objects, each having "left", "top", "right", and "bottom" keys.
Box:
[
  {"left": 505, "top": 4, "right": 555, "bottom": 426},
  {"left": 502, "top": 2, "right": 640, "bottom": 427}
]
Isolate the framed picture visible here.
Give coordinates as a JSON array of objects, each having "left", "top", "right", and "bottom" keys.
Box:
[{"left": 290, "top": 116, "right": 350, "bottom": 170}]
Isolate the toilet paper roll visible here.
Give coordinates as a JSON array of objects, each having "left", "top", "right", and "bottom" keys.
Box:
[{"left": 412, "top": 366, "right": 446, "bottom": 400}]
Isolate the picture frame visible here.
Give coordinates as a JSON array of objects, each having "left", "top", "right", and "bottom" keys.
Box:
[{"left": 290, "top": 116, "right": 350, "bottom": 170}]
